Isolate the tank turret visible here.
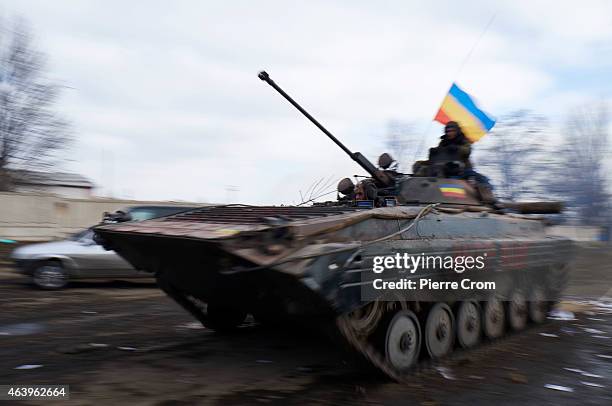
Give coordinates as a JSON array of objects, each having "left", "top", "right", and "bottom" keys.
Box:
[
  {"left": 260, "top": 71, "right": 563, "bottom": 214},
  {"left": 258, "top": 71, "right": 491, "bottom": 208}
]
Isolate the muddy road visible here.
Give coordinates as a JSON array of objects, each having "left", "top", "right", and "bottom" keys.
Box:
[{"left": 1, "top": 247, "right": 611, "bottom": 405}]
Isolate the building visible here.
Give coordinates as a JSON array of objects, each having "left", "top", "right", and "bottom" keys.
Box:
[{"left": 11, "top": 170, "right": 94, "bottom": 199}]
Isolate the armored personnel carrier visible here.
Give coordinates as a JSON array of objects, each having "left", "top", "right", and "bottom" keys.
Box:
[{"left": 94, "top": 72, "right": 572, "bottom": 380}]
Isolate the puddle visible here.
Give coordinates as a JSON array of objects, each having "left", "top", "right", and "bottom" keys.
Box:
[
  {"left": 0, "top": 322, "right": 46, "bottom": 336},
  {"left": 14, "top": 364, "right": 43, "bottom": 370},
  {"left": 544, "top": 384, "right": 574, "bottom": 392},
  {"left": 177, "top": 322, "right": 205, "bottom": 330},
  {"left": 548, "top": 310, "right": 576, "bottom": 321}
]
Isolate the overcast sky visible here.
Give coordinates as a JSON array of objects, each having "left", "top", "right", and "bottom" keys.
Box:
[{"left": 5, "top": 0, "right": 612, "bottom": 204}]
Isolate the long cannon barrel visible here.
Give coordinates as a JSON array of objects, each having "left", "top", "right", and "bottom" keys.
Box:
[{"left": 258, "top": 71, "right": 391, "bottom": 186}]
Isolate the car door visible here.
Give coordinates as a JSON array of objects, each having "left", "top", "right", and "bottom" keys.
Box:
[{"left": 69, "top": 230, "right": 136, "bottom": 278}]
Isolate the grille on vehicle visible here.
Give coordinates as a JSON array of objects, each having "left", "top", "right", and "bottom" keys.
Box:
[{"left": 165, "top": 205, "right": 362, "bottom": 224}]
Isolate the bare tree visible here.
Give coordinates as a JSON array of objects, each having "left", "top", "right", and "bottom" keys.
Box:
[
  {"left": 0, "top": 17, "right": 71, "bottom": 191},
  {"left": 473, "top": 110, "right": 549, "bottom": 200},
  {"left": 547, "top": 103, "right": 610, "bottom": 225}
]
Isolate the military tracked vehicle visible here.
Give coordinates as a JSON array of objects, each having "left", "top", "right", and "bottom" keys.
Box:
[{"left": 94, "top": 72, "right": 572, "bottom": 379}]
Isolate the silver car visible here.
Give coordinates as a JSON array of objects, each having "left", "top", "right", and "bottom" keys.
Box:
[
  {"left": 11, "top": 228, "right": 140, "bottom": 289},
  {"left": 11, "top": 205, "right": 197, "bottom": 289}
]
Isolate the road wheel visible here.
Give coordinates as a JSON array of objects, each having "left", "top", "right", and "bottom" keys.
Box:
[
  {"left": 424, "top": 303, "right": 454, "bottom": 359},
  {"left": 384, "top": 310, "right": 421, "bottom": 373},
  {"left": 204, "top": 303, "right": 247, "bottom": 331},
  {"left": 528, "top": 286, "right": 548, "bottom": 324},
  {"left": 483, "top": 297, "right": 505, "bottom": 339},
  {"left": 32, "top": 261, "right": 68, "bottom": 290},
  {"left": 508, "top": 290, "right": 528, "bottom": 331},
  {"left": 456, "top": 301, "right": 481, "bottom": 348}
]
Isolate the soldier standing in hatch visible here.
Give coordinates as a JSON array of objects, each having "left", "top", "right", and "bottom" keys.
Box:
[
  {"left": 412, "top": 121, "right": 471, "bottom": 177},
  {"left": 438, "top": 121, "right": 495, "bottom": 203},
  {"left": 438, "top": 121, "right": 472, "bottom": 168},
  {"left": 438, "top": 121, "right": 492, "bottom": 178}
]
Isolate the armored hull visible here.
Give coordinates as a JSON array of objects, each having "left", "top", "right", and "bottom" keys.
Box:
[{"left": 95, "top": 197, "right": 572, "bottom": 379}]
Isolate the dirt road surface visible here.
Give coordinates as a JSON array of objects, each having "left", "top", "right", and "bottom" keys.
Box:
[{"left": 1, "top": 247, "right": 611, "bottom": 405}]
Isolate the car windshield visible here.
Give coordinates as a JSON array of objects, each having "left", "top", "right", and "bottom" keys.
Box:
[
  {"left": 128, "top": 207, "right": 195, "bottom": 221},
  {"left": 69, "top": 229, "right": 94, "bottom": 242}
]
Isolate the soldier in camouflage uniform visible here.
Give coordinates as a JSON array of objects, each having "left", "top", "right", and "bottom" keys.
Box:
[{"left": 413, "top": 121, "right": 495, "bottom": 203}]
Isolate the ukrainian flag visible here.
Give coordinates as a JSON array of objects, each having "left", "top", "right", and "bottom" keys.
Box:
[
  {"left": 434, "top": 83, "right": 495, "bottom": 142},
  {"left": 439, "top": 184, "right": 467, "bottom": 198}
]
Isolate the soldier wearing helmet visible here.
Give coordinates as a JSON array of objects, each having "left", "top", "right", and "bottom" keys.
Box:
[
  {"left": 438, "top": 121, "right": 472, "bottom": 169},
  {"left": 413, "top": 121, "right": 495, "bottom": 203}
]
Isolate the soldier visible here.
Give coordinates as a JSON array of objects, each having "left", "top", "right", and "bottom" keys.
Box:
[
  {"left": 438, "top": 121, "right": 472, "bottom": 169},
  {"left": 437, "top": 121, "right": 496, "bottom": 203},
  {"left": 413, "top": 121, "right": 496, "bottom": 204},
  {"left": 413, "top": 121, "right": 473, "bottom": 176}
]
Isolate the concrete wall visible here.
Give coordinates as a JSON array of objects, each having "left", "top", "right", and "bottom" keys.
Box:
[
  {"left": 14, "top": 184, "right": 93, "bottom": 199},
  {"left": 0, "top": 192, "right": 203, "bottom": 241}
]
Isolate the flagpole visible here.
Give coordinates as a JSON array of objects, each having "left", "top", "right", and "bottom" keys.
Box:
[
  {"left": 412, "top": 12, "right": 497, "bottom": 162},
  {"left": 453, "top": 13, "right": 496, "bottom": 81}
]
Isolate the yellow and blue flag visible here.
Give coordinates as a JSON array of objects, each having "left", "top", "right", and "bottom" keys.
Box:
[
  {"left": 434, "top": 83, "right": 495, "bottom": 142},
  {"left": 439, "top": 183, "right": 467, "bottom": 199}
]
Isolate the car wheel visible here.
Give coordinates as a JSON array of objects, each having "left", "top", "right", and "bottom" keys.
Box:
[{"left": 32, "top": 261, "right": 68, "bottom": 290}]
